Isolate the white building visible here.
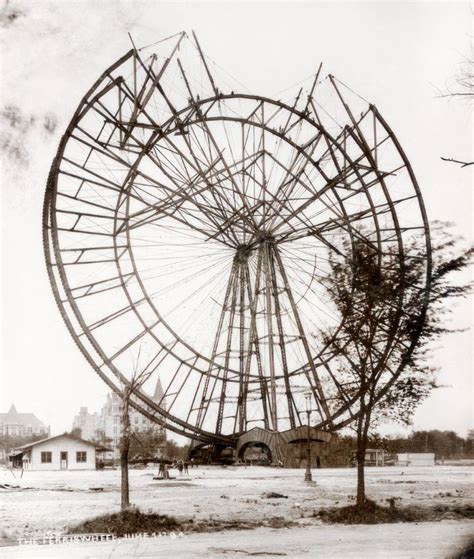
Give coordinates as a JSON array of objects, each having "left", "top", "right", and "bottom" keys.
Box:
[
  {"left": 395, "top": 453, "right": 435, "bottom": 466},
  {"left": 364, "top": 448, "right": 386, "bottom": 467},
  {"left": 12, "top": 434, "right": 110, "bottom": 471}
]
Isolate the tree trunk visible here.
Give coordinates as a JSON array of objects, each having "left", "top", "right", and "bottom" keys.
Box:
[
  {"left": 121, "top": 444, "right": 130, "bottom": 510},
  {"left": 356, "top": 438, "right": 367, "bottom": 506},
  {"left": 356, "top": 389, "right": 373, "bottom": 508},
  {"left": 121, "top": 395, "right": 131, "bottom": 511},
  {"left": 356, "top": 415, "right": 367, "bottom": 507}
]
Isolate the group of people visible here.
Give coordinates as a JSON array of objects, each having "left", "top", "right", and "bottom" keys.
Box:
[
  {"left": 157, "top": 457, "right": 197, "bottom": 478},
  {"left": 174, "top": 459, "right": 189, "bottom": 474}
]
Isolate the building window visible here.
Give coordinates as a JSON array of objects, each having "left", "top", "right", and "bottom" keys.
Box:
[
  {"left": 41, "top": 452, "right": 52, "bottom": 463},
  {"left": 76, "top": 451, "right": 87, "bottom": 463}
]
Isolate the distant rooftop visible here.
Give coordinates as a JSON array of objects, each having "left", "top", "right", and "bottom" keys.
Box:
[
  {"left": 13, "top": 433, "right": 112, "bottom": 452},
  {"left": 106, "top": 377, "right": 165, "bottom": 402},
  {"left": 153, "top": 377, "right": 164, "bottom": 401},
  {"left": 0, "top": 404, "right": 47, "bottom": 428}
]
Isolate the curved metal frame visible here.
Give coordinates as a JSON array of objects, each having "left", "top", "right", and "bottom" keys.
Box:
[{"left": 43, "top": 35, "right": 431, "bottom": 445}]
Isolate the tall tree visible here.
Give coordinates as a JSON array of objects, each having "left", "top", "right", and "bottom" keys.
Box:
[{"left": 323, "top": 226, "right": 471, "bottom": 506}]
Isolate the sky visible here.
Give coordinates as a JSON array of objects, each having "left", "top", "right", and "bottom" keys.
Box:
[{"left": 1, "top": 0, "right": 472, "bottom": 440}]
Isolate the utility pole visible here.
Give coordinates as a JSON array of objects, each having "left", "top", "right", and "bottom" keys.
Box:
[{"left": 304, "top": 392, "right": 312, "bottom": 482}]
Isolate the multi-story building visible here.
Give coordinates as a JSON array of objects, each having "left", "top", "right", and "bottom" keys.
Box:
[
  {"left": 0, "top": 404, "right": 50, "bottom": 438},
  {"left": 72, "top": 407, "right": 102, "bottom": 441},
  {"left": 71, "top": 378, "right": 166, "bottom": 460}
]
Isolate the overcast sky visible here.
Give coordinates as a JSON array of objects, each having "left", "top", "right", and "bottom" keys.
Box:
[{"left": 1, "top": 1, "right": 472, "bottom": 439}]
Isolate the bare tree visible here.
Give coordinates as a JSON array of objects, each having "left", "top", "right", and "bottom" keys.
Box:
[
  {"left": 438, "top": 42, "right": 473, "bottom": 167},
  {"left": 323, "top": 227, "right": 472, "bottom": 507},
  {"left": 119, "top": 348, "right": 154, "bottom": 510}
]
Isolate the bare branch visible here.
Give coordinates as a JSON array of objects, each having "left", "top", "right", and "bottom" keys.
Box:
[{"left": 440, "top": 157, "right": 474, "bottom": 168}]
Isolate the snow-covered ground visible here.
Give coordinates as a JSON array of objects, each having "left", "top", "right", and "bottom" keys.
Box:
[
  {"left": 1, "top": 465, "right": 473, "bottom": 558},
  {"left": 2, "top": 522, "right": 474, "bottom": 559}
]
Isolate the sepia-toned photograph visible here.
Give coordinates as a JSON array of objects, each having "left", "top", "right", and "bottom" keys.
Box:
[{"left": 1, "top": 1, "right": 472, "bottom": 557}]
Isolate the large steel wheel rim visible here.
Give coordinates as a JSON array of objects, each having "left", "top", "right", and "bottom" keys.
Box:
[{"left": 43, "top": 36, "right": 431, "bottom": 443}]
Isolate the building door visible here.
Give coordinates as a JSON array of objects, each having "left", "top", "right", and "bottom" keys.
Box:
[{"left": 60, "top": 451, "right": 68, "bottom": 470}]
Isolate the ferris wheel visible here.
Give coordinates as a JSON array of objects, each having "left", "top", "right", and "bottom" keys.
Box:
[{"left": 43, "top": 32, "right": 430, "bottom": 448}]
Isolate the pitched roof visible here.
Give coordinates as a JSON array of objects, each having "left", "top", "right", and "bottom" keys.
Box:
[
  {"left": 14, "top": 433, "right": 111, "bottom": 451},
  {"left": 0, "top": 404, "right": 47, "bottom": 428},
  {"left": 152, "top": 377, "right": 164, "bottom": 401}
]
